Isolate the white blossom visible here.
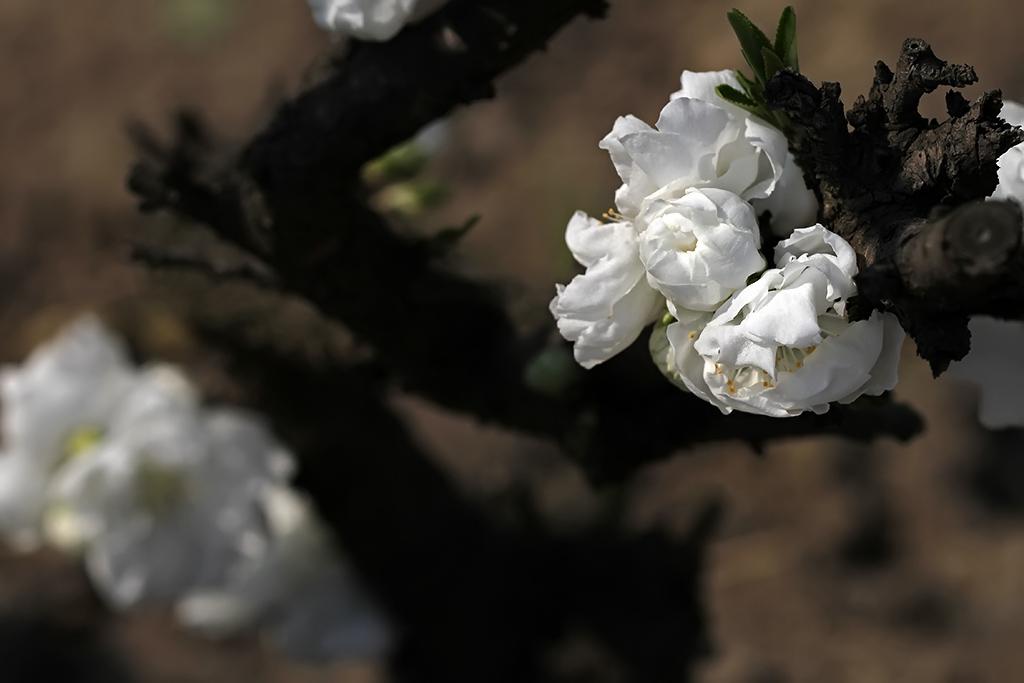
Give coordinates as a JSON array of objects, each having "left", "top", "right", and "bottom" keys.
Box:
[
  {"left": 308, "top": 0, "right": 446, "bottom": 41},
  {"left": 656, "top": 225, "right": 904, "bottom": 417},
  {"left": 0, "top": 316, "right": 136, "bottom": 548},
  {"left": 993, "top": 99, "right": 1024, "bottom": 203},
  {"left": 178, "top": 486, "right": 393, "bottom": 662},
  {"left": 946, "top": 100, "right": 1024, "bottom": 428},
  {"left": 550, "top": 211, "right": 663, "bottom": 369},
  {"left": 47, "top": 367, "right": 294, "bottom": 608},
  {"left": 637, "top": 187, "right": 765, "bottom": 313},
  {"left": 670, "top": 70, "right": 818, "bottom": 235},
  {"left": 600, "top": 70, "right": 815, "bottom": 234},
  {"left": 947, "top": 317, "right": 1024, "bottom": 429}
]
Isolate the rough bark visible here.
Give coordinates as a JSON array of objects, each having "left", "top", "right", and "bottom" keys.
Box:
[{"left": 765, "top": 38, "right": 1024, "bottom": 373}]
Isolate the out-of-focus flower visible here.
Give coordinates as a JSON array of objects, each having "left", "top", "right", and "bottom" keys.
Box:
[
  {"left": 656, "top": 225, "right": 903, "bottom": 417},
  {"left": 948, "top": 318, "right": 1024, "bottom": 429},
  {"left": 47, "top": 366, "right": 293, "bottom": 608},
  {"left": 178, "top": 486, "right": 392, "bottom": 661},
  {"left": 947, "top": 100, "right": 1024, "bottom": 428},
  {"left": 0, "top": 317, "right": 136, "bottom": 548},
  {"left": 308, "top": 0, "right": 447, "bottom": 41},
  {"left": 550, "top": 211, "right": 663, "bottom": 369},
  {"left": 637, "top": 187, "right": 765, "bottom": 313}
]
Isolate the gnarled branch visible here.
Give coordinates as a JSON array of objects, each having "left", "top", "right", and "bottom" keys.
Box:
[
  {"left": 766, "top": 38, "right": 1024, "bottom": 373},
  {"left": 127, "top": 2, "right": 921, "bottom": 481}
]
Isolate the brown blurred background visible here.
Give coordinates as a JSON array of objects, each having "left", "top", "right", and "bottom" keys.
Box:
[{"left": 1, "top": 0, "right": 1024, "bottom": 681}]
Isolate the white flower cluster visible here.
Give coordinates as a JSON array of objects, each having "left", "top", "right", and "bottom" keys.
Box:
[
  {"left": 948, "top": 99, "right": 1024, "bottom": 428},
  {"left": 308, "top": 0, "right": 447, "bottom": 41},
  {"left": 551, "top": 70, "right": 905, "bottom": 417},
  {"left": 0, "top": 316, "right": 391, "bottom": 661}
]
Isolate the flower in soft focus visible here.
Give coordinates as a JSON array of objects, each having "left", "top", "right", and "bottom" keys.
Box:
[
  {"left": 947, "top": 317, "right": 1024, "bottom": 429},
  {"left": 308, "top": 0, "right": 446, "bottom": 41},
  {"left": 993, "top": 100, "right": 1024, "bottom": 204},
  {"left": 47, "top": 366, "right": 294, "bottom": 608},
  {"left": 549, "top": 212, "right": 664, "bottom": 369},
  {"left": 0, "top": 317, "right": 136, "bottom": 548},
  {"left": 638, "top": 187, "right": 765, "bottom": 314},
  {"left": 670, "top": 70, "right": 818, "bottom": 235},
  {"left": 655, "top": 225, "right": 904, "bottom": 417},
  {"left": 178, "top": 486, "right": 393, "bottom": 661},
  {"left": 948, "top": 103, "right": 1024, "bottom": 428}
]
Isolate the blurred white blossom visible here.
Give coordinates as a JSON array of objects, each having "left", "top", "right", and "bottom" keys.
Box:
[
  {"left": 308, "top": 0, "right": 446, "bottom": 41},
  {"left": 47, "top": 367, "right": 294, "bottom": 608},
  {"left": 0, "top": 317, "right": 136, "bottom": 548},
  {"left": 948, "top": 103, "right": 1024, "bottom": 428},
  {"left": 947, "top": 317, "right": 1024, "bottom": 429},
  {"left": 0, "top": 315, "right": 390, "bottom": 663},
  {"left": 654, "top": 226, "right": 903, "bottom": 417},
  {"left": 178, "top": 486, "right": 393, "bottom": 661}
]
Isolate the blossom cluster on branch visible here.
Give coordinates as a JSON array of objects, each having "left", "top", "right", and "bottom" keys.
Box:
[
  {"left": 0, "top": 317, "right": 391, "bottom": 662},
  {"left": 949, "top": 100, "right": 1024, "bottom": 429},
  {"left": 553, "top": 7, "right": 1024, "bottom": 423},
  {"left": 551, "top": 67, "right": 904, "bottom": 417}
]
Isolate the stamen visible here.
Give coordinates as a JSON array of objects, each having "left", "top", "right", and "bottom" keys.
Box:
[{"left": 601, "top": 208, "right": 626, "bottom": 222}]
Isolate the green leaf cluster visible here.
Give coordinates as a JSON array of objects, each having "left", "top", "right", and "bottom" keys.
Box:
[{"left": 715, "top": 6, "right": 799, "bottom": 130}]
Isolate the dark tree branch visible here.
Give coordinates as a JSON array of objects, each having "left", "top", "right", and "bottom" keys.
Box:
[
  {"left": 127, "top": 2, "right": 922, "bottom": 482},
  {"left": 564, "top": 343, "right": 923, "bottom": 484},
  {"left": 130, "top": 242, "right": 280, "bottom": 288},
  {"left": 208, "top": 329, "right": 715, "bottom": 683},
  {"left": 765, "top": 39, "right": 1024, "bottom": 373}
]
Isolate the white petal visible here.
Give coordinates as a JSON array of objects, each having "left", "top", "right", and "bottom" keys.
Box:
[
  {"left": 740, "top": 282, "right": 824, "bottom": 348},
  {"left": 992, "top": 102, "right": 1024, "bottom": 204},
  {"left": 772, "top": 316, "right": 885, "bottom": 411},
  {"left": 620, "top": 131, "right": 705, "bottom": 191},
  {"left": 656, "top": 315, "right": 729, "bottom": 412},
  {"left": 775, "top": 224, "right": 858, "bottom": 280},
  {"left": 947, "top": 316, "right": 1024, "bottom": 428},
  {"left": 740, "top": 117, "right": 789, "bottom": 199},
  {"left": 0, "top": 452, "right": 49, "bottom": 550},
  {"left": 553, "top": 215, "right": 665, "bottom": 367},
  {"left": 751, "top": 152, "right": 819, "bottom": 236},
  {"left": 671, "top": 70, "right": 741, "bottom": 105},
  {"left": 565, "top": 211, "right": 624, "bottom": 268},
  {"left": 847, "top": 312, "right": 905, "bottom": 399},
  {"left": 554, "top": 277, "right": 663, "bottom": 369},
  {"left": 638, "top": 188, "right": 764, "bottom": 312},
  {"left": 599, "top": 115, "right": 652, "bottom": 185},
  {"left": 2, "top": 315, "right": 136, "bottom": 466}
]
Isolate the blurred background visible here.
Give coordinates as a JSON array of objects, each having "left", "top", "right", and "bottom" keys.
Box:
[{"left": 1, "top": 0, "right": 1024, "bottom": 681}]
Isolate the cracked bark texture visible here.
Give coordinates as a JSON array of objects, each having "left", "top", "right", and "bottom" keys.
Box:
[{"left": 765, "top": 38, "right": 1024, "bottom": 373}]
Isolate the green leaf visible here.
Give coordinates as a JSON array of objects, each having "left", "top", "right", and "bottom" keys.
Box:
[
  {"left": 716, "top": 84, "right": 757, "bottom": 109},
  {"left": 736, "top": 70, "right": 764, "bottom": 102},
  {"left": 727, "top": 9, "right": 774, "bottom": 83},
  {"left": 424, "top": 216, "right": 479, "bottom": 257},
  {"left": 761, "top": 46, "right": 786, "bottom": 80},
  {"left": 774, "top": 6, "right": 799, "bottom": 70}
]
